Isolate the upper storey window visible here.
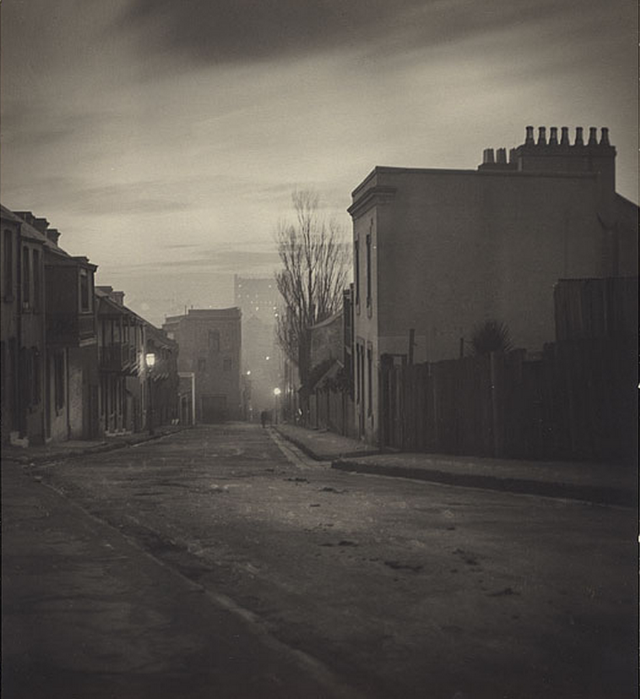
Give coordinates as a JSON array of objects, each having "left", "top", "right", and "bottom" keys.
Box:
[
  {"left": 22, "top": 247, "right": 31, "bottom": 308},
  {"left": 354, "top": 238, "right": 360, "bottom": 309},
  {"left": 79, "top": 269, "right": 91, "bottom": 312},
  {"left": 365, "top": 232, "right": 372, "bottom": 310},
  {"left": 3, "top": 229, "right": 13, "bottom": 300},
  {"left": 209, "top": 329, "right": 220, "bottom": 353}
]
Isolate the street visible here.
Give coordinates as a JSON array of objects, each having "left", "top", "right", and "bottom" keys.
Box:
[{"left": 4, "top": 423, "right": 637, "bottom": 699}]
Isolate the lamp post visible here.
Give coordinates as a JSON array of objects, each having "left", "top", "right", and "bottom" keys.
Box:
[
  {"left": 273, "top": 387, "right": 281, "bottom": 425},
  {"left": 146, "top": 352, "right": 156, "bottom": 435}
]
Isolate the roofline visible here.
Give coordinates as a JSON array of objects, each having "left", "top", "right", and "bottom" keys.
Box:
[{"left": 350, "top": 165, "right": 601, "bottom": 201}]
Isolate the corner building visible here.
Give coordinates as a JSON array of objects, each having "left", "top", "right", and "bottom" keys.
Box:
[{"left": 348, "top": 126, "right": 639, "bottom": 444}]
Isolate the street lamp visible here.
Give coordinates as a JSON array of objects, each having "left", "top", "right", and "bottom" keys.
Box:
[
  {"left": 273, "top": 387, "right": 281, "bottom": 425},
  {"left": 146, "top": 352, "right": 156, "bottom": 435}
]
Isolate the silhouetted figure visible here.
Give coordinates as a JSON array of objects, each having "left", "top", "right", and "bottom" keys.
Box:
[{"left": 260, "top": 410, "right": 268, "bottom": 428}]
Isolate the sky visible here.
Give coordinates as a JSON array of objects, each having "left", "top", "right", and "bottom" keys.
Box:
[{"left": 1, "top": 0, "right": 637, "bottom": 326}]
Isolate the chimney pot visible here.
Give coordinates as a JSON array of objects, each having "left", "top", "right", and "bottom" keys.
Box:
[
  {"left": 549, "top": 127, "right": 558, "bottom": 145},
  {"left": 574, "top": 127, "right": 584, "bottom": 146},
  {"left": 525, "top": 126, "right": 535, "bottom": 145},
  {"left": 588, "top": 127, "right": 598, "bottom": 145},
  {"left": 600, "top": 127, "right": 610, "bottom": 146},
  {"left": 483, "top": 148, "right": 495, "bottom": 164},
  {"left": 560, "top": 126, "right": 570, "bottom": 146},
  {"left": 496, "top": 147, "right": 507, "bottom": 164},
  {"left": 537, "top": 126, "right": 547, "bottom": 145}
]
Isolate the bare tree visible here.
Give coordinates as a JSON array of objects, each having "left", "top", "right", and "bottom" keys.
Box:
[
  {"left": 275, "top": 190, "right": 350, "bottom": 410},
  {"left": 470, "top": 319, "right": 513, "bottom": 356}
]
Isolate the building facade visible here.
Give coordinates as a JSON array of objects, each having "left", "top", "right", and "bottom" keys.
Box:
[
  {"left": 1, "top": 206, "right": 100, "bottom": 444},
  {"left": 1, "top": 205, "right": 180, "bottom": 445},
  {"left": 348, "top": 126, "right": 639, "bottom": 444},
  {"left": 1, "top": 207, "right": 47, "bottom": 444},
  {"left": 163, "top": 308, "right": 242, "bottom": 422}
]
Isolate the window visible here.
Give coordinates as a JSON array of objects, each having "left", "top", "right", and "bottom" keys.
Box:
[
  {"left": 197, "top": 358, "right": 206, "bottom": 372},
  {"left": 365, "top": 233, "right": 372, "bottom": 310},
  {"left": 367, "top": 347, "right": 373, "bottom": 416},
  {"left": 208, "top": 330, "right": 220, "bottom": 353},
  {"left": 223, "top": 358, "right": 232, "bottom": 372},
  {"left": 54, "top": 352, "right": 65, "bottom": 411},
  {"left": 33, "top": 249, "right": 41, "bottom": 312},
  {"left": 3, "top": 229, "right": 13, "bottom": 299},
  {"left": 31, "top": 348, "right": 41, "bottom": 405},
  {"left": 22, "top": 247, "right": 31, "bottom": 307},
  {"left": 354, "top": 238, "right": 360, "bottom": 308},
  {"left": 0, "top": 342, "right": 4, "bottom": 403},
  {"left": 79, "top": 269, "right": 90, "bottom": 311}
]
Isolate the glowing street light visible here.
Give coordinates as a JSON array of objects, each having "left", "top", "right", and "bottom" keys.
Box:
[
  {"left": 145, "top": 352, "right": 156, "bottom": 435},
  {"left": 273, "top": 387, "right": 281, "bottom": 425}
]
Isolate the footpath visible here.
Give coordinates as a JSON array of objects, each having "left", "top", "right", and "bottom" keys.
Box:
[
  {"left": 1, "top": 425, "right": 186, "bottom": 466},
  {"left": 275, "top": 423, "right": 638, "bottom": 508}
]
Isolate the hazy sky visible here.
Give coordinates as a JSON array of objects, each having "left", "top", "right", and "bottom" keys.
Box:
[{"left": 1, "top": 0, "right": 637, "bottom": 325}]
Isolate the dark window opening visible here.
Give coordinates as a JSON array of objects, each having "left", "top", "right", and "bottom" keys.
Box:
[
  {"left": 209, "top": 330, "right": 220, "bottom": 353},
  {"left": 80, "top": 270, "right": 90, "bottom": 312},
  {"left": 32, "top": 348, "right": 41, "bottom": 405},
  {"left": 0, "top": 341, "right": 5, "bottom": 403},
  {"left": 197, "top": 358, "right": 206, "bottom": 372},
  {"left": 354, "top": 239, "right": 360, "bottom": 307},
  {"left": 54, "top": 352, "right": 65, "bottom": 411},
  {"left": 223, "top": 358, "right": 232, "bottom": 372},
  {"left": 367, "top": 347, "right": 372, "bottom": 416},
  {"left": 365, "top": 233, "right": 372, "bottom": 308},
  {"left": 3, "top": 230, "right": 13, "bottom": 299},
  {"left": 22, "top": 247, "right": 31, "bottom": 306},
  {"left": 33, "top": 249, "right": 41, "bottom": 312}
]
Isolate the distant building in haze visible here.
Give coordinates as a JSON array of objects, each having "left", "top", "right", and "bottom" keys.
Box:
[
  {"left": 233, "top": 275, "right": 281, "bottom": 417},
  {"left": 163, "top": 308, "right": 242, "bottom": 423}
]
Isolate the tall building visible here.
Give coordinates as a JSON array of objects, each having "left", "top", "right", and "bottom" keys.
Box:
[
  {"left": 163, "top": 308, "right": 242, "bottom": 422},
  {"left": 348, "top": 125, "right": 639, "bottom": 444},
  {"left": 233, "top": 275, "right": 281, "bottom": 416}
]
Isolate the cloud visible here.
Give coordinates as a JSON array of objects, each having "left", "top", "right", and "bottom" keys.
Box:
[
  {"left": 117, "top": 0, "right": 617, "bottom": 66},
  {"left": 112, "top": 247, "right": 281, "bottom": 275}
]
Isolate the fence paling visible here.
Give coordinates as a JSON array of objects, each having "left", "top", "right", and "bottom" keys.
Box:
[{"left": 380, "top": 339, "right": 635, "bottom": 462}]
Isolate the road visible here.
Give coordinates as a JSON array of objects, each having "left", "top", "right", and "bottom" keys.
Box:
[{"left": 14, "top": 423, "right": 638, "bottom": 698}]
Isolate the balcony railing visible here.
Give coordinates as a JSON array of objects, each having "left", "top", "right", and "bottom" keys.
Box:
[
  {"left": 47, "top": 312, "right": 96, "bottom": 347},
  {"left": 99, "top": 343, "right": 140, "bottom": 375}
]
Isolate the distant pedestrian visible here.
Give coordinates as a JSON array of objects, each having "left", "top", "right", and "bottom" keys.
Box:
[{"left": 260, "top": 410, "right": 268, "bottom": 428}]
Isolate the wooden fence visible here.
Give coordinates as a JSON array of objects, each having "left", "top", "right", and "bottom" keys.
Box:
[
  {"left": 309, "top": 388, "right": 356, "bottom": 439},
  {"left": 380, "top": 338, "right": 637, "bottom": 463}
]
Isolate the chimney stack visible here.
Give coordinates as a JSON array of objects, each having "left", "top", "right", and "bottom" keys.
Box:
[
  {"left": 525, "top": 126, "right": 535, "bottom": 145},
  {"left": 600, "top": 127, "right": 610, "bottom": 146},
  {"left": 496, "top": 148, "right": 507, "bottom": 164},
  {"left": 588, "top": 127, "right": 598, "bottom": 146},
  {"left": 482, "top": 148, "right": 495, "bottom": 164},
  {"left": 46, "top": 228, "right": 61, "bottom": 245},
  {"left": 537, "top": 126, "right": 547, "bottom": 146},
  {"left": 548, "top": 127, "right": 558, "bottom": 146},
  {"left": 574, "top": 127, "right": 584, "bottom": 146},
  {"left": 560, "top": 126, "right": 570, "bottom": 146}
]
